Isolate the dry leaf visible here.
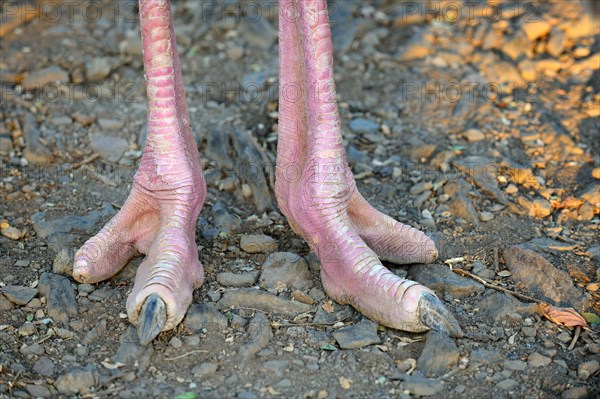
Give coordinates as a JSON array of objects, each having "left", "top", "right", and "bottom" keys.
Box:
[
  {"left": 537, "top": 302, "right": 588, "bottom": 328},
  {"left": 322, "top": 300, "right": 334, "bottom": 313}
]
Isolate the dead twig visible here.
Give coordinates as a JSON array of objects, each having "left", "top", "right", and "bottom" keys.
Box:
[
  {"left": 69, "top": 153, "right": 100, "bottom": 170},
  {"left": 164, "top": 349, "right": 208, "bottom": 361},
  {"left": 450, "top": 267, "right": 541, "bottom": 303},
  {"left": 568, "top": 326, "right": 581, "bottom": 351}
]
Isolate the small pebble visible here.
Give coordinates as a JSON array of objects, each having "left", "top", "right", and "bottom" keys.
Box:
[
  {"left": 464, "top": 128, "right": 485, "bottom": 142},
  {"left": 506, "top": 184, "right": 518, "bottom": 194},
  {"left": 496, "top": 379, "right": 518, "bottom": 390},
  {"left": 169, "top": 337, "right": 183, "bottom": 349},
  {"left": 528, "top": 352, "right": 551, "bottom": 367},
  {"left": 192, "top": 362, "right": 218, "bottom": 378},
  {"left": 577, "top": 360, "right": 599, "bottom": 380},
  {"left": 561, "top": 387, "right": 588, "bottom": 399},
  {"left": 240, "top": 234, "right": 278, "bottom": 253},
  {"left": 33, "top": 357, "right": 55, "bottom": 376},
  {"left": 18, "top": 322, "right": 36, "bottom": 336},
  {"left": 479, "top": 211, "right": 494, "bottom": 222},
  {"left": 339, "top": 377, "right": 352, "bottom": 390},
  {"left": 184, "top": 336, "right": 200, "bottom": 347},
  {"left": 557, "top": 331, "right": 572, "bottom": 343}
]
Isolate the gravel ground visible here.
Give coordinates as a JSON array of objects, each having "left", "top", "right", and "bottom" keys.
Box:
[{"left": 1, "top": 1, "right": 599, "bottom": 398}]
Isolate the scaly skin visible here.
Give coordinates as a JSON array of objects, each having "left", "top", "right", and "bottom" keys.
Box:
[
  {"left": 276, "top": 0, "right": 461, "bottom": 336},
  {"left": 73, "top": 0, "right": 461, "bottom": 345},
  {"left": 73, "top": 0, "right": 205, "bottom": 344}
]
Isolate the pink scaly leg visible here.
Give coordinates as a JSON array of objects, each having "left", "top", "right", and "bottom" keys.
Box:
[
  {"left": 276, "top": 0, "right": 461, "bottom": 337},
  {"left": 73, "top": 0, "right": 205, "bottom": 345}
]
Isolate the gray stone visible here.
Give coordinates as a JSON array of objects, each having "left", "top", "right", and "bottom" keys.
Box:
[
  {"left": 169, "top": 337, "right": 182, "bottom": 349},
  {"left": 469, "top": 348, "right": 503, "bottom": 369},
  {"left": 88, "top": 287, "right": 115, "bottom": 301},
  {"left": 14, "top": 260, "right": 30, "bottom": 267},
  {"left": 476, "top": 291, "right": 532, "bottom": 322},
  {"left": 18, "top": 322, "right": 36, "bottom": 336},
  {"left": 54, "top": 369, "right": 97, "bottom": 395},
  {"left": 192, "top": 362, "right": 217, "bottom": 378},
  {"left": 23, "top": 66, "right": 69, "bottom": 88},
  {"left": 333, "top": 318, "right": 380, "bottom": 349},
  {"left": 496, "top": 379, "right": 518, "bottom": 390},
  {"left": 33, "top": 357, "right": 55, "bottom": 376},
  {"left": 308, "top": 287, "right": 325, "bottom": 302},
  {"left": 402, "top": 374, "right": 444, "bottom": 396},
  {"left": 577, "top": 360, "right": 599, "bottom": 380},
  {"left": 238, "top": 17, "right": 276, "bottom": 50},
  {"left": 528, "top": 352, "right": 551, "bottom": 368},
  {"left": 418, "top": 330, "right": 460, "bottom": 377},
  {"left": 49, "top": 115, "right": 72, "bottom": 126},
  {"left": 349, "top": 118, "right": 379, "bottom": 134},
  {"left": 212, "top": 202, "right": 242, "bottom": 234},
  {"left": 217, "top": 288, "right": 311, "bottom": 317},
  {"left": 409, "top": 264, "right": 484, "bottom": 299},
  {"left": 241, "top": 71, "right": 267, "bottom": 90},
  {"left": 53, "top": 249, "right": 72, "bottom": 276},
  {"left": 184, "top": 335, "right": 200, "bottom": 347},
  {"left": 86, "top": 57, "right": 112, "bottom": 82},
  {"left": 90, "top": 132, "right": 128, "bottom": 162},
  {"left": 398, "top": 31, "right": 434, "bottom": 61},
  {"left": 20, "top": 343, "right": 44, "bottom": 356},
  {"left": 274, "top": 379, "right": 292, "bottom": 389},
  {"left": 443, "top": 180, "right": 481, "bottom": 225},
  {"left": 183, "top": 303, "right": 228, "bottom": 333},
  {"left": 119, "top": 31, "right": 142, "bottom": 55},
  {"left": 260, "top": 252, "right": 313, "bottom": 291},
  {"left": 78, "top": 284, "right": 94, "bottom": 294},
  {"left": 410, "top": 181, "right": 433, "bottom": 195},
  {"left": 464, "top": 128, "right": 485, "bottom": 142},
  {"left": 31, "top": 209, "right": 105, "bottom": 243},
  {"left": 113, "top": 326, "right": 153, "bottom": 371},
  {"left": 83, "top": 319, "right": 107, "bottom": 345},
  {"left": 239, "top": 313, "right": 272, "bottom": 361},
  {"left": 26, "top": 384, "right": 51, "bottom": 398},
  {"left": 502, "top": 30, "right": 533, "bottom": 60},
  {"left": 561, "top": 387, "right": 588, "bottom": 399},
  {"left": 504, "top": 360, "right": 527, "bottom": 371},
  {"left": 304, "top": 252, "right": 321, "bottom": 272},
  {"left": 1, "top": 286, "right": 38, "bottom": 305},
  {"left": 22, "top": 112, "right": 53, "bottom": 165},
  {"left": 38, "top": 272, "right": 78, "bottom": 324},
  {"left": 0, "top": 294, "right": 14, "bottom": 311},
  {"left": 262, "top": 360, "right": 289, "bottom": 378},
  {"left": 240, "top": 234, "right": 278, "bottom": 253},
  {"left": 504, "top": 246, "right": 587, "bottom": 311},
  {"left": 0, "top": 134, "right": 12, "bottom": 155},
  {"left": 217, "top": 272, "right": 258, "bottom": 287},
  {"left": 453, "top": 157, "right": 512, "bottom": 206},
  {"left": 585, "top": 245, "right": 600, "bottom": 260},
  {"left": 546, "top": 28, "right": 567, "bottom": 57},
  {"left": 97, "top": 118, "right": 123, "bottom": 130}
]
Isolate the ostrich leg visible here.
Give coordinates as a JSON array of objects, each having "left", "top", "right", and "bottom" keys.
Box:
[
  {"left": 276, "top": 0, "right": 462, "bottom": 336},
  {"left": 73, "top": 0, "right": 205, "bottom": 345}
]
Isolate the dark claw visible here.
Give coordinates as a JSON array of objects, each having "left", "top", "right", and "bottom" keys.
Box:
[
  {"left": 137, "top": 293, "right": 167, "bottom": 346},
  {"left": 418, "top": 293, "right": 463, "bottom": 338}
]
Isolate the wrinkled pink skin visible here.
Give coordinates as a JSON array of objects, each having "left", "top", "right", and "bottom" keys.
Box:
[{"left": 73, "top": 0, "right": 452, "bottom": 337}]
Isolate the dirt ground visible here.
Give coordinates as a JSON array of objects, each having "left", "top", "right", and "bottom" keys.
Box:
[{"left": 1, "top": 1, "right": 599, "bottom": 398}]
